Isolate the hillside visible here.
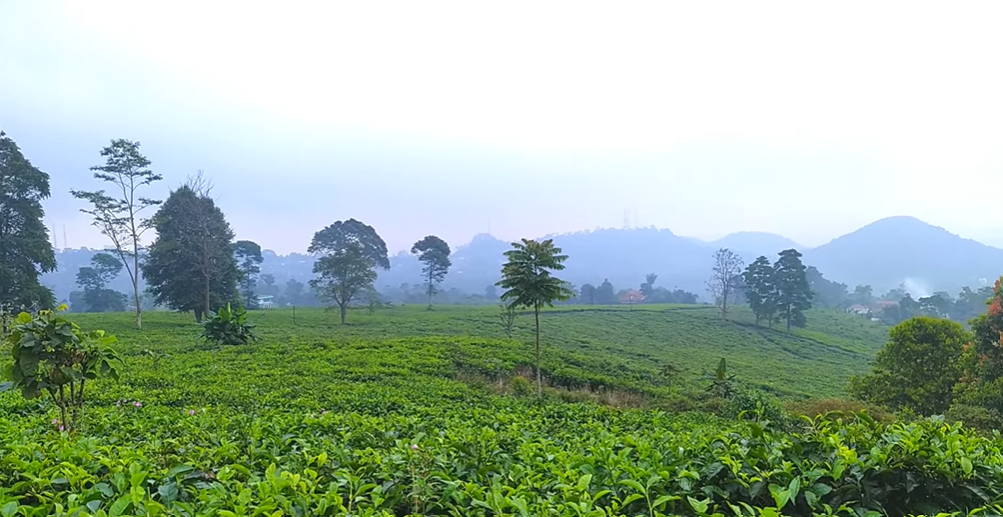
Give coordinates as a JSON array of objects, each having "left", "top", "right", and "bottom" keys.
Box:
[
  {"left": 77, "top": 304, "right": 887, "bottom": 400},
  {"left": 804, "top": 216, "right": 1003, "bottom": 293}
]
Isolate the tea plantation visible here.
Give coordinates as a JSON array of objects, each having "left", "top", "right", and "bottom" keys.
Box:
[{"left": 3, "top": 305, "right": 1002, "bottom": 516}]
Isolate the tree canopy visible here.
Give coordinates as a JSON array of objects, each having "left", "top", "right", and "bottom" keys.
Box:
[
  {"left": 309, "top": 219, "right": 389, "bottom": 324},
  {"left": 497, "top": 238, "right": 574, "bottom": 398},
  {"left": 70, "top": 139, "right": 162, "bottom": 329},
  {"left": 142, "top": 184, "right": 239, "bottom": 322},
  {"left": 850, "top": 316, "right": 968, "bottom": 416},
  {"left": 234, "top": 240, "right": 264, "bottom": 308},
  {"left": 411, "top": 235, "right": 452, "bottom": 307},
  {"left": 0, "top": 131, "right": 56, "bottom": 320},
  {"left": 75, "top": 253, "right": 127, "bottom": 313},
  {"left": 773, "top": 249, "right": 813, "bottom": 332}
]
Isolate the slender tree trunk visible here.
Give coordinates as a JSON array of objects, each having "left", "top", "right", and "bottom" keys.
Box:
[
  {"left": 132, "top": 251, "right": 142, "bottom": 330},
  {"left": 340, "top": 303, "right": 347, "bottom": 324},
  {"left": 535, "top": 304, "right": 541, "bottom": 399}
]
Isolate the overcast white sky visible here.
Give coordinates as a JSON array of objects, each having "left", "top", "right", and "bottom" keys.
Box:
[{"left": 2, "top": 1, "right": 1001, "bottom": 254}]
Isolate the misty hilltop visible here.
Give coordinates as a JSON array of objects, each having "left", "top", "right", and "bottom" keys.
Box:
[{"left": 43, "top": 215, "right": 1002, "bottom": 303}]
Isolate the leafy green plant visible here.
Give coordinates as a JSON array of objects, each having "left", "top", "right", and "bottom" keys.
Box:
[
  {"left": 706, "top": 357, "right": 736, "bottom": 398},
  {"left": 200, "top": 303, "right": 256, "bottom": 346},
  {"left": 498, "top": 303, "right": 517, "bottom": 337},
  {"left": 510, "top": 375, "right": 533, "bottom": 397},
  {"left": 1, "top": 305, "right": 119, "bottom": 431}
]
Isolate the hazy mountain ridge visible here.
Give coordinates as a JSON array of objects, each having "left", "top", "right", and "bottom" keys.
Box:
[{"left": 43, "top": 216, "right": 1003, "bottom": 302}]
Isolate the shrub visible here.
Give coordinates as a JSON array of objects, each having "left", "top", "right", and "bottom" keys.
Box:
[
  {"left": 786, "top": 398, "right": 895, "bottom": 424},
  {"left": 510, "top": 375, "right": 533, "bottom": 397},
  {"left": 849, "top": 316, "right": 968, "bottom": 416},
  {"left": 1, "top": 305, "right": 119, "bottom": 431},
  {"left": 201, "top": 303, "right": 256, "bottom": 346}
]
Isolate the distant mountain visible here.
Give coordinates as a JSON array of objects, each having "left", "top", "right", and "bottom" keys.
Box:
[
  {"left": 804, "top": 216, "right": 1003, "bottom": 295},
  {"left": 41, "top": 216, "right": 1003, "bottom": 305},
  {"left": 709, "top": 232, "right": 807, "bottom": 260}
]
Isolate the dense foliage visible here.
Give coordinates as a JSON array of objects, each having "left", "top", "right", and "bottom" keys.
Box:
[
  {"left": 309, "top": 219, "right": 390, "bottom": 324},
  {"left": 200, "top": 303, "right": 257, "bottom": 346},
  {"left": 0, "top": 131, "right": 57, "bottom": 319},
  {"left": 850, "top": 316, "right": 968, "bottom": 416},
  {"left": 143, "top": 183, "right": 240, "bottom": 322},
  {"left": 0, "top": 308, "right": 998, "bottom": 516},
  {"left": 1, "top": 306, "right": 119, "bottom": 431}
]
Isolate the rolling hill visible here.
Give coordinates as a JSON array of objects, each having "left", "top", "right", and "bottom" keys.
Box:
[{"left": 804, "top": 216, "right": 1003, "bottom": 294}]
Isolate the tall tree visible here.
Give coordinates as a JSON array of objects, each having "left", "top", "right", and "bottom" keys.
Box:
[
  {"left": 308, "top": 219, "right": 389, "bottom": 324},
  {"left": 742, "top": 256, "right": 776, "bottom": 327},
  {"left": 75, "top": 252, "right": 127, "bottom": 312},
  {"left": 773, "top": 248, "right": 813, "bottom": 332},
  {"left": 640, "top": 273, "right": 658, "bottom": 299},
  {"left": 496, "top": 238, "right": 574, "bottom": 398},
  {"left": 285, "top": 278, "right": 305, "bottom": 305},
  {"left": 141, "top": 180, "right": 239, "bottom": 322},
  {"left": 595, "top": 279, "right": 616, "bottom": 305},
  {"left": 708, "top": 248, "right": 744, "bottom": 318},
  {"left": 233, "top": 240, "right": 264, "bottom": 309},
  {"left": 579, "top": 283, "right": 596, "bottom": 305},
  {"left": 71, "top": 139, "right": 162, "bottom": 329},
  {"left": 0, "top": 131, "right": 57, "bottom": 325},
  {"left": 411, "top": 235, "right": 452, "bottom": 308}
]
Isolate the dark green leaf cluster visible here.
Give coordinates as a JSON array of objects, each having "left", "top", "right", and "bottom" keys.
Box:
[
  {"left": 742, "top": 249, "right": 814, "bottom": 332},
  {"left": 309, "top": 219, "right": 390, "bottom": 324},
  {"left": 142, "top": 185, "right": 240, "bottom": 321},
  {"left": 234, "top": 240, "right": 264, "bottom": 309},
  {"left": 849, "top": 316, "right": 967, "bottom": 416},
  {"left": 1, "top": 306, "right": 119, "bottom": 431},
  {"left": 200, "top": 303, "right": 257, "bottom": 346},
  {"left": 0, "top": 131, "right": 57, "bottom": 318}
]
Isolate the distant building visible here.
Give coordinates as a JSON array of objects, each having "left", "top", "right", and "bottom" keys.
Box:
[
  {"left": 256, "top": 295, "right": 275, "bottom": 308},
  {"left": 847, "top": 304, "right": 870, "bottom": 315}
]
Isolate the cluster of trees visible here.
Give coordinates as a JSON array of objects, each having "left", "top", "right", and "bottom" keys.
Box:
[
  {"left": 0, "top": 131, "right": 464, "bottom": 328},
  {"left": 851, "top": 277, "right": 1003, "bottom": 429},
  {"left": 577, "top": 275, "right": 698, "bottom": 305},
  {"left": 741, "top": 249, "right": 814, "bottom": 332},
  {"left": 701, "top": 247, "right": 815, "bottom": 332}
]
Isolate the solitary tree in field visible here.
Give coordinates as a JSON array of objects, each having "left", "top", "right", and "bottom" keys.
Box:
[
  {"left": 579, "top": 283, "right": 596, "bottom": 305},
  {"left": 142, "top": 177, "right": 239, "bottom": 322},
  {"left": 234, "top": 240, "right": 264, "bottom": 308},
  {"left": 411, "top": 235, "right": 451, "bottom": 308},
  {"left": 71, "top": 140, "right": 162, "bottom": 329},
  {"left": 0, "top": 131, "right": 57, "bottom": 327},
  {"left": 708, "top": 248, "right": 744, "bottom": 318},
  {"left": 496, "top": 238, "right": 574, "bottom": 398},
  {"left": 308, "top": 219, "right": 390, "bottom": 324}
]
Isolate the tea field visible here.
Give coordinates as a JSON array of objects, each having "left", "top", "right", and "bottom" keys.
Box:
[{"left": 4, "top": 305, "right": 1003, "bottom": 516}]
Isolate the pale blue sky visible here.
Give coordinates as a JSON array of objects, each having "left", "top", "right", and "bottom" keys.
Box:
[{"left": 2, "top": 1, "right": 1001, "bottom": 254}]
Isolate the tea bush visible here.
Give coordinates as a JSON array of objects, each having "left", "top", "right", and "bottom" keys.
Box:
[{"left": 7, "top": 307, "right": 991, "bottom": 516}]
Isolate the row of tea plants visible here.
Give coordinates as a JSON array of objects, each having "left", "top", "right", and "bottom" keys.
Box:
[{"left": 3, "top": 309, "right": 1003, "bottom": 515}]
